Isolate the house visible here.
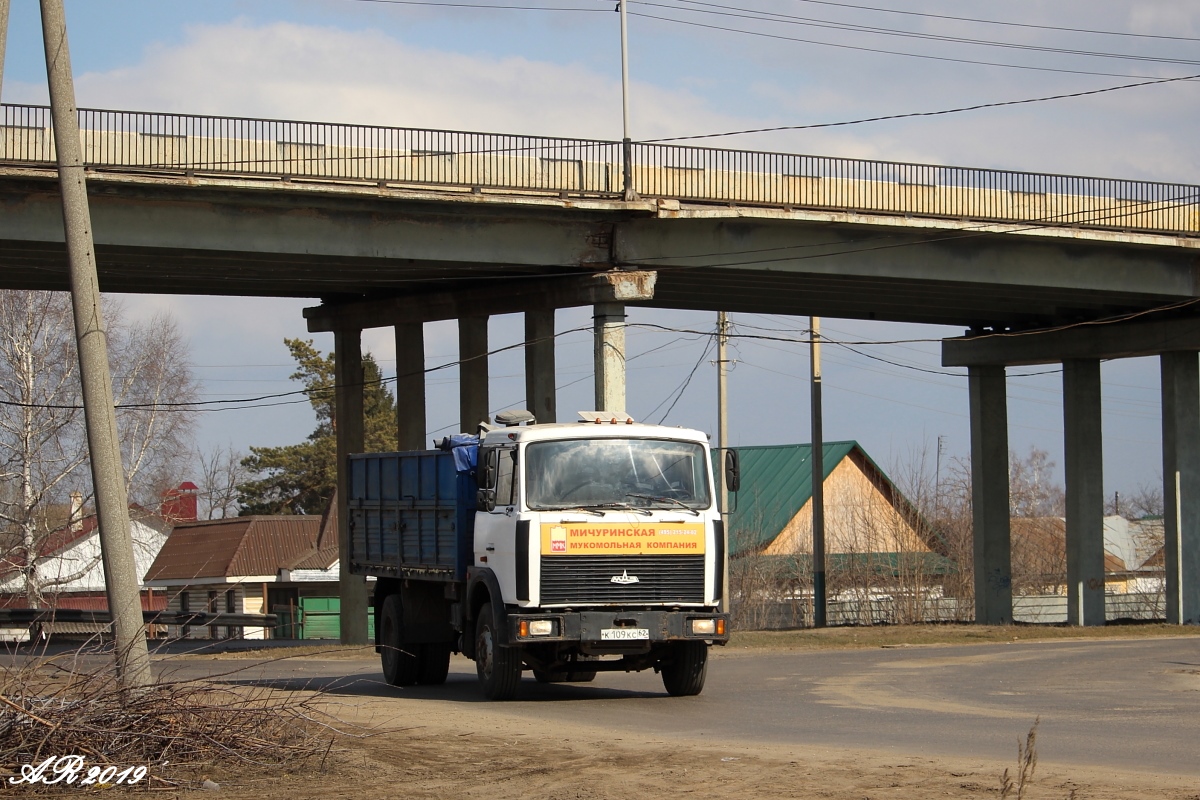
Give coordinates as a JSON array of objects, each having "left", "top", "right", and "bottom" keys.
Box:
[
  {"left": 729, "top": 441, "right": 935, "bottom": 560},
  {"left": 726, "top": 442, "right": 954, "bottom": 627},
  {"left": 1010, "top": 515, "right": 1160, "bottom": 595},
  {"left": 143, "top": 500, "right": 354, "bottom": 640},
  {"left": 0, "top": 483, "right": 197, "bottom": 640}
]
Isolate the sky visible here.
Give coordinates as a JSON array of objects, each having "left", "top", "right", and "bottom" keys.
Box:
[{"left": 1, "top": 0, "right": 1196, "bottom": 506}]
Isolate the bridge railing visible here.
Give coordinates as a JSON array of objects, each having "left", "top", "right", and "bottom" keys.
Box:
[{"left": 2, "top": 103, "right": 1198, "bottom": 236}]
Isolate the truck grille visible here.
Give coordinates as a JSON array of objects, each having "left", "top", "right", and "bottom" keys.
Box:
[{"left": 539, "top": 555, "right": 705, "bottom": 604}]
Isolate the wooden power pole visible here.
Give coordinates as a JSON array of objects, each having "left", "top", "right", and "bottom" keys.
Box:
[
  {"left": 716, "top": 311, "right": 731, "bottom": 611},
  {"left": 811, "top": 316, "right": 827, "bottom": 628}
]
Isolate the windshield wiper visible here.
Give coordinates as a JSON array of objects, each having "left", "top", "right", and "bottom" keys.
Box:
[
  {"left": 537, "top": 504, "right": 605, "bottom": 516},
  {"left": 626, "top": 493, "right": 701, "bottom": 516},
  {"left": 589, "top": 502, "right": 652, "bottom": 516}
]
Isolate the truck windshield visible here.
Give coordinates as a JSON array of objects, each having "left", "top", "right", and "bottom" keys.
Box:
[{"left": 524, "top": 438, "right": 711, "bottom": 510}]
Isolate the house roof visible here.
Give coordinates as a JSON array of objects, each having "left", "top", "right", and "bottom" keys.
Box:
[
  {"left": 144, "top": 515, "right": 326, "bottom": 583},
  {"left": 281, "top": 492, "right": 339, "bottom": 571},
  {"left": 726, "top": 441, "right": 861, "bottom": 555},
  {"left": 0, "top": 505, "right": 165, "bottom": 585}
]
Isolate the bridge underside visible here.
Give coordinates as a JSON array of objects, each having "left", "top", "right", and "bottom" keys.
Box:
[
  {"left": 0, "top": 169, "right": 1194, "bottom": 330},
  {"left": 3, "top": 167, "right": 1199, "bottom": 632}
]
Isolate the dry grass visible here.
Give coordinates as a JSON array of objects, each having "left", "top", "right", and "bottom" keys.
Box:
[{"left": 0, "top": 643, "right": 356, "bottom": 792}]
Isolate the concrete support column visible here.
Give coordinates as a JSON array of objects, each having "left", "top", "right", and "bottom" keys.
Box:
[
  {"left": 1063, "top": 358, "right": 1106, "bottom": 625},
  {"left": 969, "top": 365, "right": 1013, "bottom": 624},
  {"left": 1161, "top": 351, "right": 1200, "bottom": 624},
  {"left": 459, "top": 316, "right": 489, "bottom": 433},
  {"left": 395, "top": 321, "right": 426, "bottom": 450},
  {"left": 335, "top": 329, "right": 368, "bottom": 645},
  {"left": 525, "top": 309, "right": 556, "bottom": 423},
  {"left": 594, "top": 303, "right": 626, "bottom": 413}
]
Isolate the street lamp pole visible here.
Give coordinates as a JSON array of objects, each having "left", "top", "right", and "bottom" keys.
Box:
[{"left": 619, "top": 0, "right": 635, "bottom": 200}]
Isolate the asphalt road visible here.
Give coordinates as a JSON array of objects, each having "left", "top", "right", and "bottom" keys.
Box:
[{"left": 153, "top": 636, "right": 1200, "bottom": 777}]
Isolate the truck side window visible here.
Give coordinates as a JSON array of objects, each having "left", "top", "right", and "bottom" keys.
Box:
[{"left": 496, "top": 448, "right": 517, "bottom": 507}]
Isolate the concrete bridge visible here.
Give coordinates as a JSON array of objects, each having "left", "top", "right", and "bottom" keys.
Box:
[{"left": 1, "top": 103, "right": 1197, "bottom": 633}]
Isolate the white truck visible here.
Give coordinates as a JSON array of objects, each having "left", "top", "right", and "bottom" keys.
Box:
[{"left": 347, "top": 410, "right": 736, "bottom": 699}]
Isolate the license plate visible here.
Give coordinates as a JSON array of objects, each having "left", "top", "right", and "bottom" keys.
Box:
[{"left": 601, "top": 628, "right": 649, "bottom": 641}]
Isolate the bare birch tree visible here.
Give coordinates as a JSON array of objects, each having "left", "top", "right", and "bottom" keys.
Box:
[
  {"left": 0, "top": 291, "right": 197, "bottom": 607},
  {"left": 196, "top": 444, "right": 249, "bottom": 519}
]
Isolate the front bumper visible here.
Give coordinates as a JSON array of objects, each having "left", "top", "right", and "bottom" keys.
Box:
[{"left": 507, "top": 609, "right": 730, "bottom": 645}]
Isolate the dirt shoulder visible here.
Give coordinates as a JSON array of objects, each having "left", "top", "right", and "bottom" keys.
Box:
[
  {"left": 167, "top": 626, "right": 1200, "bottom": 799},
  {"left": 203, "top": 690, "right": 1199, "bottom": 800}
]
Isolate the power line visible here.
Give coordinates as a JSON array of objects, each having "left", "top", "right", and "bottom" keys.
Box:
[
  {"left": 629, "top": 10, "right": 1183, "bottom": 80},
  {"left": 644, "top": 72, "right": 1200, "bottom": 143},
  {"left": 781, "top": 0, "right": 1200, "bottom": 44},
  {"left": 646, "top": 0, "right": 1200, "bottom": 68}
]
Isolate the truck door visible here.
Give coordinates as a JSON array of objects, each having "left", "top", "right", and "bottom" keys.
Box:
[{"left": 475, "top": 445, "right": 521, "bottom": 604}]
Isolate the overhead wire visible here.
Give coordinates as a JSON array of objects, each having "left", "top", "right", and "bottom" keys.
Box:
[
  {"left": 644, "top": 0, "right": 1200, "bottom": 68},
  {"left": 628, "top": 10, "right": 1183, "bottom": 80},
  {"left": 781, "top": 0, "right": 1200, "bottom": 44},
  {"left": 643, "top": 72, "right": 1200, "bottom": 142}
]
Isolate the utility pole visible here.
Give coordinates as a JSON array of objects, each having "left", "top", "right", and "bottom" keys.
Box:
[
  {"left": 810, "top": 316, "right": 827, "bottom": 628},
  {"left": 0, "top": 0, "right": 10, "bottom": 101},
  {"left": 618, "top": 0, "right": 635, "bottom": 200},
  {"left": 40, "top": 0, "right": 151, "bottom": 690},
  {"left": 935, "top": 434, "right": 945, "bottom": 519},
  {"left": 716, "top": 312, "right": 730, "bottom": 611}
]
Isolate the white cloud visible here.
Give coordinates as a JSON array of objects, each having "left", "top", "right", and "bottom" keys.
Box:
[{"left": 8, "top": 9, "right": 1175, "bottom": 490}]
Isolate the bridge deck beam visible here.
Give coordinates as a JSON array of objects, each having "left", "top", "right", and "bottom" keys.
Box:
[{"left": 304, "top": 271, "right": 656, "bottom": 332}]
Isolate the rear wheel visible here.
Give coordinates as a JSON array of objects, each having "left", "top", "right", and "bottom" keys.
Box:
[
  {"left": 660, "top": 641, "right": 708, "bottom": 697},
  {"left": 475, "top": 605, "right": 522, "bottom": 700},
  {"left": 418, "top": 642, "right": 452, "bottom": 685},
  {"left": 380, "top": 595, "right": 420, "bottom": 686}
]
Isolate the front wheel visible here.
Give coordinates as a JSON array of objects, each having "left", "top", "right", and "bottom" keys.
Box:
[
  {"left": 660, "top": 641, "right": 708, "bottom": 697},
  {"left": 475, "top": 605, "right": 522, "bottom": 700}
]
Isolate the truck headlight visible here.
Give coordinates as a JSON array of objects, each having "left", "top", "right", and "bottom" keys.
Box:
[
  {"left": 691, "top": 618, "right": 716, "bottom": 635},
  {"left": 519, "top": 619, "right": 555, "bottom": 637}
]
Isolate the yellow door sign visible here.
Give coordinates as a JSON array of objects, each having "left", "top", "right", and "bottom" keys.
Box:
[{"left": 540, "top": 522, "right": 706, "bottom": 555}]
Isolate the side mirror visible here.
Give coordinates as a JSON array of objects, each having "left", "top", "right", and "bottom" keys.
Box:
[
  {"left": 724, "top": 449, "right": 740, "bottom": 493},
  {"left": 476, "top": 488, "right": 496, "bottom": 512},
  {"left": 480, "top": 448, "right": 498, "bottom": 490}
]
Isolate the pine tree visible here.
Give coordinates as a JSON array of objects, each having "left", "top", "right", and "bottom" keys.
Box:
[{"left": 238, "top": 339, "right": 397, "bottom": 515}]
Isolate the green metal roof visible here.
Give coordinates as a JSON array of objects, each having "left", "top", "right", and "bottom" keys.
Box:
[{"left": 725, "top": 441, "right": 860, "bottom": 556}]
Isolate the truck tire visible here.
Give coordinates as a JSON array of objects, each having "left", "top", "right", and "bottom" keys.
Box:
[
  {"left": 418, "top": 642, "right": 452, "bottom": 685},
  {"left": 475, "top": 605, "right": 522, "bottom": 700},
  {"left": 380, "top": 595, "right": 420, "bottom": 687},
  {"left": 660, "top": 641, "right": 708, "bottom": 697}
]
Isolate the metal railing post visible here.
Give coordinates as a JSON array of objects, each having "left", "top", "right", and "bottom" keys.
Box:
[{"left": 623, "top": 137, "right": 634, "bottom": 201}]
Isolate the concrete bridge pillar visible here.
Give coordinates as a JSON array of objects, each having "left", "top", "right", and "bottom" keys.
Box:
[
  {"left": 1063, "top": 359, "right": 1106, "bottom": 625},
  {"left": 594, "top": 303, "right": 626, "bottom": 413},
  {"left": 334, "top": 329, "right": 369, "bottom": 645},
  {"left": 1161, "top": 351, "right": 1200, "bottom": 624},
  {"left": 395, "top": 321, "right": 426, "bottom": 450},
  {"left": 459, "top": 316, "right": 490, "bottom": 433},
  {"left": 969, "top": 364, "right": 1013, "bottom": 624},
  {"left": 525, "top": 309, "right": 556, "bottom": 423}
]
